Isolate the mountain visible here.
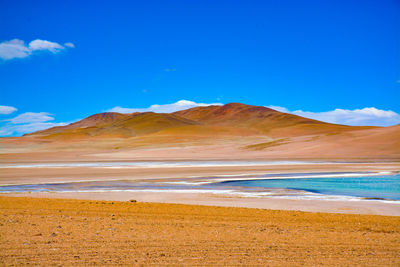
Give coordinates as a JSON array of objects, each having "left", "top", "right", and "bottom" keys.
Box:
[
  {"left": 176, "top": 102, "right": 372, "bottom": 137},
  {"left": 173, "top": 103, "right": 354, "bottom": 136},
  {"left": 29, "top": 112, "right": 132, "bottom": 136},
  {"left": 28, "top": 112, "right": 199, "bottom": 139},
  {"left": 27, "top": 103, "right": 374, "bottom": 139},
  {"left": 3, "top": 103, "right": 399, "bottom": 160}
]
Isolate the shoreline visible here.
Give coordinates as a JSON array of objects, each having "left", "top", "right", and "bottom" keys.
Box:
[
  {"left": 1, "top": 161, "right": 399, "bottom": 184},
  {"left": 0, "top": 169, "right": 395, "bottom": 186},
  {"left": 1, "top": 161, "right": 399, "bottom": 216}
]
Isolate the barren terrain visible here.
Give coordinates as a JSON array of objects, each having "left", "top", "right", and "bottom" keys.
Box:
[{"left": 1, "top": 197, "right": 399, "bottom": 266}]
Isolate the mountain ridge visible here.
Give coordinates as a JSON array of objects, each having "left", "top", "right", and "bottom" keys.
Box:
[
  {"left": 2, "top": 102, "right": 398, "bottom": 160},
  {"left": 26, "top": 102, "right": 377, "bottom": 139}
]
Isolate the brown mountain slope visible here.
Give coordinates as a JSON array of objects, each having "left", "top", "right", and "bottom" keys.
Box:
[
  {"left": 105, "top": 112, "right": 200, "bottom": 136},
  {"left": 241, "top": 124, "right": 400, "bottom": 159},
  {"left": 68, "top": 112, "right": 134, "bottom": 129},
  {"left": 31, "top": 112, "right": 200, "bottom": 140},
  {"left": 174, "top": 103, "right": 280, "bottom": 123},
  {"left": 174, "top": 103, "right": 373, "bottom": 137},
  {"left": 26, "top": 103, "right": 377, "bottom": 140},
  {"left": 28, "top": 112, "right": 133, "bottom": 137}
]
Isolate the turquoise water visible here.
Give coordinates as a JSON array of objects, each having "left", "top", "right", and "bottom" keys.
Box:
[
  {"left": 0, "top": 172, "right": 399, "bottom": 201},
  {"left": 219, "top": 174, "right": 400, "bottom": 200}
]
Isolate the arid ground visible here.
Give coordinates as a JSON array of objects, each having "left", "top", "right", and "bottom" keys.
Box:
[{"left": 1, "top": 197, "right": 399, "bottom": 266}]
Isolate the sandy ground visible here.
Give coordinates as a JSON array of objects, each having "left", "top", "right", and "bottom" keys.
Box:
[
  {"left": 6, "top": 191, "right": 400, "bottom": 216},
  {"left": 1, "top": 196, "right": 399, "bottom": 266},
  {"left": 0, "top": 129, "right": 399, "bottom": 163},
  {"left": 1, "top": 162, "right": 399, "bottom": 185}
]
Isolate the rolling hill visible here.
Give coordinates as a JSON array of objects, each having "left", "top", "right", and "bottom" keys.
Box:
[
  {"left": 27, "top": 103, "right": 373, "bottom": 139},
  {"left": 2, "top": 102, "right": 397, "bottom": 160},
  {"left": 173, "top": 102, "right": 371, "bottom": 137},
  {"left": 28, "top": 112, "right": 200, "bottom": 139}
]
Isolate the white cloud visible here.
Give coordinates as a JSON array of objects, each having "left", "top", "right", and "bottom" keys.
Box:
[
  {"left": 0, "top": 39, "right": 74, "bottom": 60},
  {"left": 266, "top": 105, "right": 290, "bottom": 113},
  {"left": 0, "top": 122, "right": 68, "bottom": 136},
  {"left": 28, "top": 39, "right": 64, "bottom": 53},
  {"left": 0, "top": 39, "right": 31, "bottom": 60},
  {"left": 267, "top": 105, "right": 400, "bottom": 126},
  {"left": 64, "top": 42, "right": 75, "bottom": 48},
  {"left": 0, "top": 111, "right": 71, "bottom": 136},
  {"left": 107, "top": 100, "right": 223, "bottom": 114},
  {"left": 7, "top": 112, "right": 54, "bottom": 124},
  {"left": 0, "top": 105, "right": 17, "bottom": 115}
]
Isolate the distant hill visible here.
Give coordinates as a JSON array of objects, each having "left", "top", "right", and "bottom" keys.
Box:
[
  {"left": 4, "top": 103, "right": 399, "bottom": 159},
  {"left": 173, "top": 103, "right": 371, "bottom": 137},
  {"left": 27, "top": 102, "right": 373, "bottom": 139},
  {"left": 28, "top": 112, "right": 199, "bottom": 139},
  {"left": 29, "top": 112, "right": 132, "bottom": 136}
]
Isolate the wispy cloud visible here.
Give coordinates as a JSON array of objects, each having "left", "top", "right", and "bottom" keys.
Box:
[
  {"left": 267, "top": 106, "right": 400, "bottom": 126},
  {"left": 0, "top": 39, "right": 75, "bottom": 61},
  {"left": 266, "top": 105, "right": 290, "bottom": 113},
  {"left": 0, "top": 105, "right": 17, "bottom": 115},
  {"left": 0, "top": 111, "right": 68, "bottom": 136},
  {"left": 64, "top": 42, "right": 75, "bottom": 48},
  {"left": 28, "top": 40, "right": 64, "bottom": 53},
  {"left": 107, "top": 100, "right": 223, "bottom": 114},
  {"left": 7, "top": 112, "right": 55, "bottom": 124},
  {"left": 0, "top": 122, "right": 68, "bottom": 136}
]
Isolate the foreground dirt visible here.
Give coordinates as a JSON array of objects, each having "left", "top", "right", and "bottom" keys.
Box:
[{"left": 1, "top": 197, "right": 399, "bottom": 266}]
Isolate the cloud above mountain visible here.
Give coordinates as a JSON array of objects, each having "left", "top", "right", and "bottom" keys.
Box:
[
  {"left": 107, "top": 100, "right": 223, "bottom": 114},
  {"left": 0, "top": 122, "right": 68, "bottom": 136},
  {"left": 0, "top": 39, "right": 74, "bottom": 60},
  {"left": 0, "top": 111, "right": 68, "bottom": 136},
  {"left": 267, "top": 106, "right": 400, "bottom": 127}
]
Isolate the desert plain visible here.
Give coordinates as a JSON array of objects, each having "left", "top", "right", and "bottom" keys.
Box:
[{"left": 1, "top": 196, "right": 400, "bottom": 266}]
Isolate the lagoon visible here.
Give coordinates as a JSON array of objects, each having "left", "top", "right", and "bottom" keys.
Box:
[
  {"left": 218, "top": 173, "right": 400, "bottom": 201},
  {"left": 1, "top": 172, "right": 399, "bottom": 202}
]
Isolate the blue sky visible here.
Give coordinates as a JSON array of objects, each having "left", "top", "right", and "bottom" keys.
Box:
[{"left": 0, "top": 0, "right": 399, "bottom": 136}]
